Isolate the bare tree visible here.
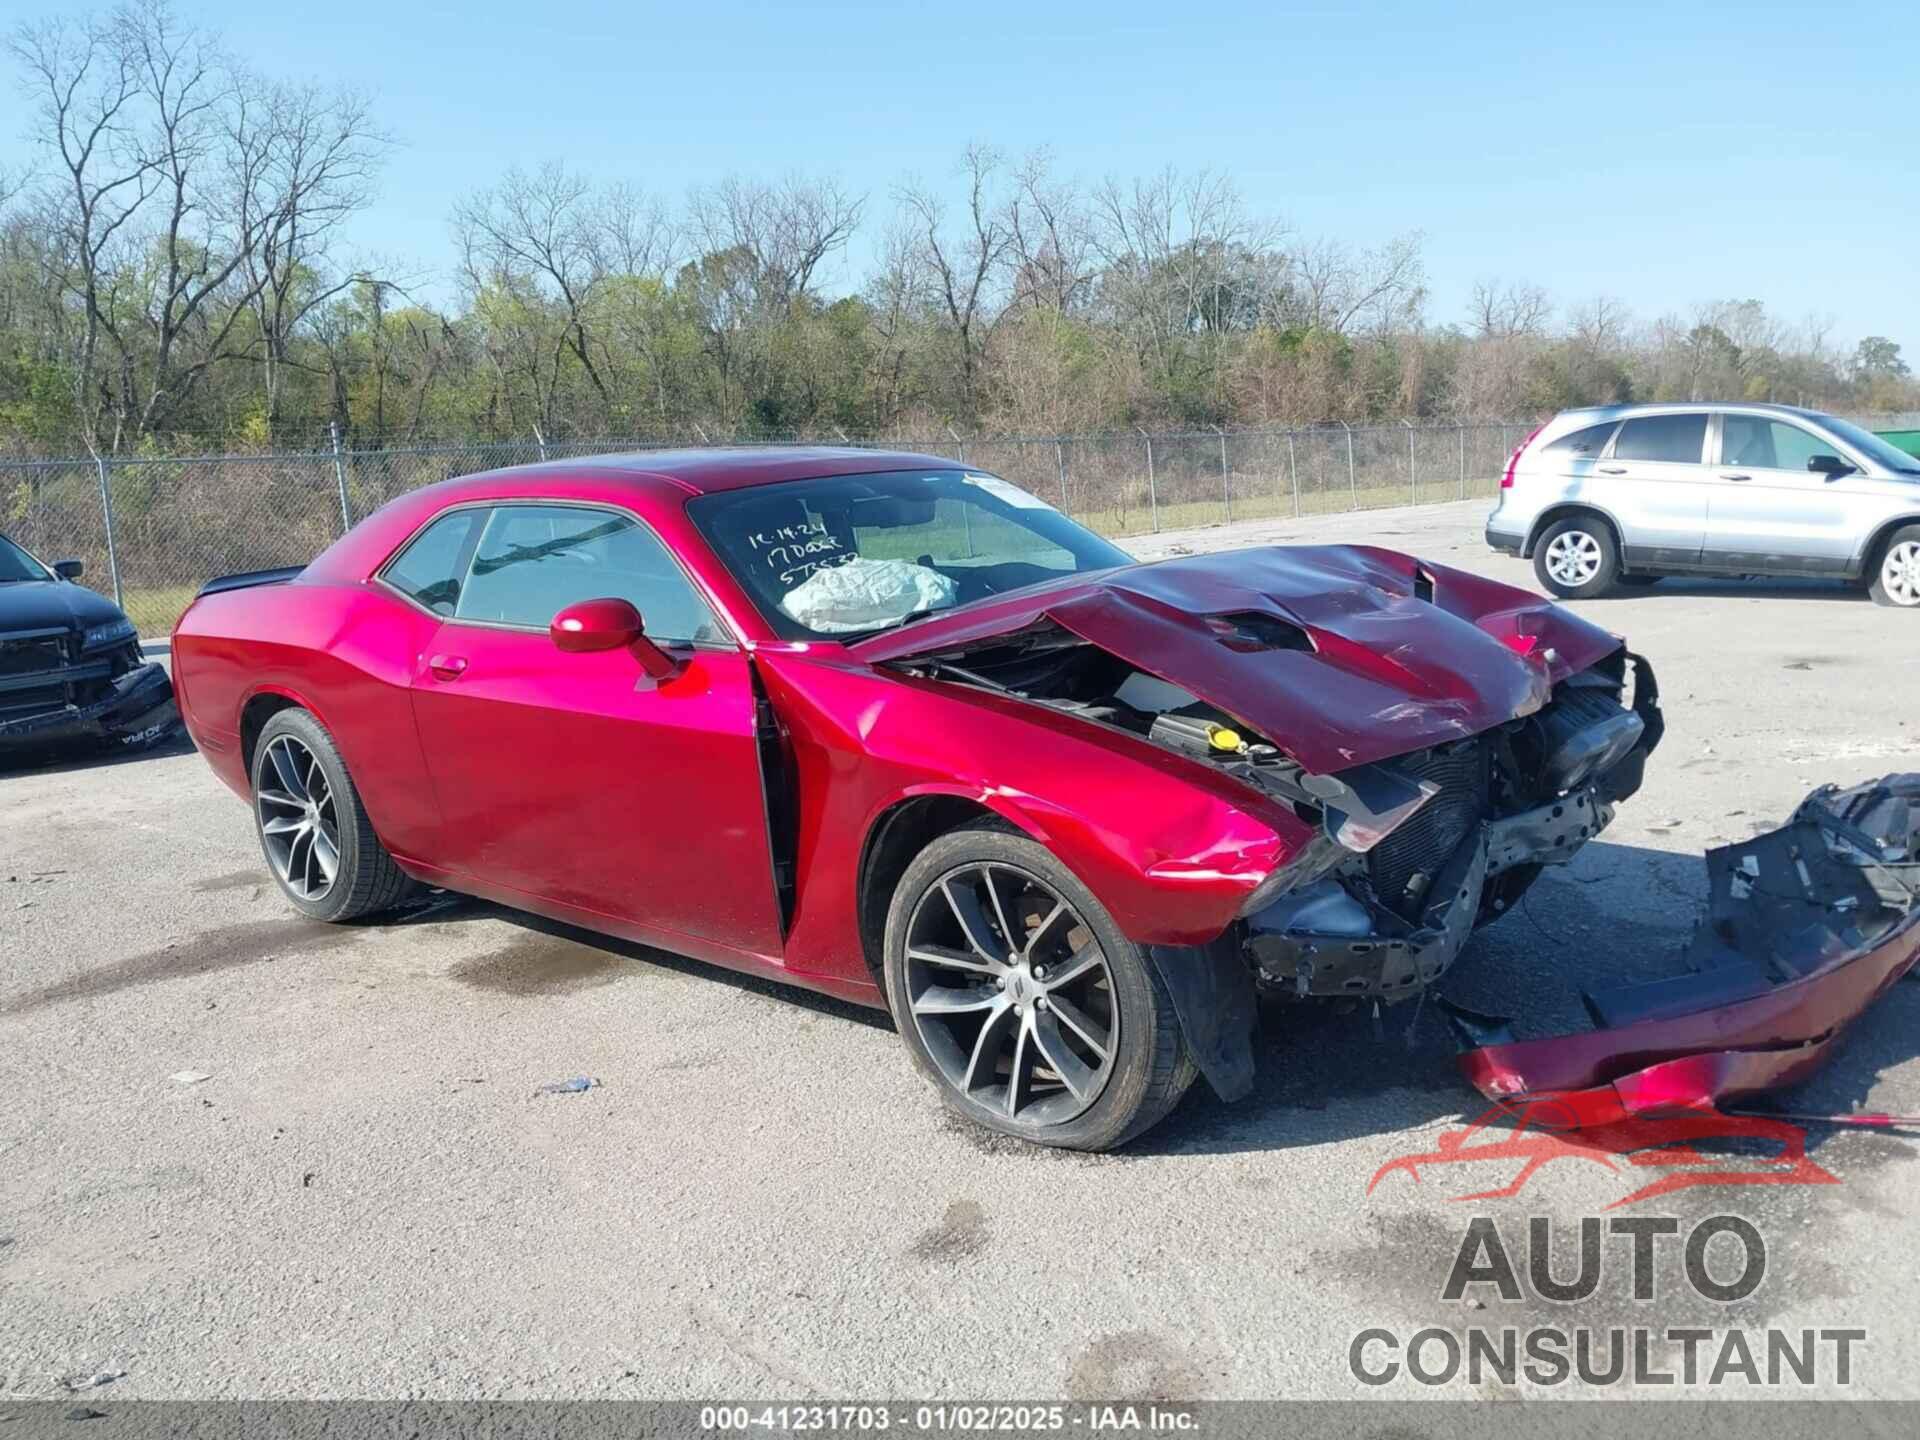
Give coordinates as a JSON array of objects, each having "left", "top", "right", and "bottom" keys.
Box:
[
  {"left": 1284, "top": 233, "right": 1425, "bottom": 338},
  {"left": 1006, "top": 148, "right": 1094, "bottom": 315},
  {"left": 1468, "top": 279, "right": 1552, "bottom": 339},
  {"left": 11, "top": 0, "right": 388, "bottom": 446},
  {"left": 862, "top": 219, "right": 933, "bottom": 424},
  {"left": 1091, "top": 166, "right": 1283, "bottom": 414},
  {"left": 897, "top": 144, "right": 1014, "bottom": 421},
  {"left": 454, "top": 162, "right": 616, "bottom": 416},
  {"left": 686, "top": 173, "right": 863, "bottom": 310},
  {"left": 9, "top": 4, "right": 154, "bottom": 448},
  {"left": 241, "top": 79, "right": 390, "bottom": 438},
  {"left": 589, "top": 180, "right": 677, "bottom": 277}
]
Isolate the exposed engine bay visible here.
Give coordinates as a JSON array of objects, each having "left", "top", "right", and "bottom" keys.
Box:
[{"left": 892, "top": 625, "right": 1663, "bottom": 1004}]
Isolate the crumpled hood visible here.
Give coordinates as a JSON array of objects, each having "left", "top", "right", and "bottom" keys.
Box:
[
  {"left": 856, "top": 545, "right": 1624, "bottom": 773},
  {"left": 0, "top": 579, "right": 125, "bottom": 636}
]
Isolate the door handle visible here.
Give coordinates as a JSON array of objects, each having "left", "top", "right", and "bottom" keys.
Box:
[
  {"left": 427, "top": 654, "right": 469, "bottom": 680},
  {"left": 1720, "top": 473, "right": 1752, "bottom": 482},
  {"left": 1598, "top": 466, "right": 1627, "bottom": 475}
]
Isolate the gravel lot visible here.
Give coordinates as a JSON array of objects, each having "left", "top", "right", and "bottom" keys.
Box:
[{"left": 3, "top": 497, "right": 1918, "bottom": 1401}]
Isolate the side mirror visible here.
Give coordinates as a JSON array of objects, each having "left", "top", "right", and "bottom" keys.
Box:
[
  {"left": 1807, "top": 454, "right": 1853, "bottom": 478},
  {"left": 549, "top": 597, "right": 681, "bottom": 679},
  {"left": 52, "top": 558, "right": 84, "bottom": 580}
]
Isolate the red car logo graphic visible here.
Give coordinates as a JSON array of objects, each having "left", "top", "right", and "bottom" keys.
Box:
[{"left": 1368, "top": 1089, "right": 1839, "bottom": 1210}]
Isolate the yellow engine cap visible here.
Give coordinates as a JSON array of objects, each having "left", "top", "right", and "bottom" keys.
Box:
[{"left": 1206, "top": 725, "right": 1243, "bottom": 752}]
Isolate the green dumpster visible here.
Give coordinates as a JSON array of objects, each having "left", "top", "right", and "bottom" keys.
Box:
[{"left": 1877, "top": 430, "right": 1920, "bottom": 459}]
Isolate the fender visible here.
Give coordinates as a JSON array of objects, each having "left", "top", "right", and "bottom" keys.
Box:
[
  {"left": 753, "top": 650, "right": 1313, "bottom": 992},
  {"left": 1850, "top": 512, "right": 1920, "bottom": 578},
  {"left": 1522, "top": 500, "right": 1629, "bottom": 559}
]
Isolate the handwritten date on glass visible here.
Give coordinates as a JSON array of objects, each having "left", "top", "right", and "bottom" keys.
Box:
[{"left": 747, "top": 516, "right": 853, "bottom": 588}]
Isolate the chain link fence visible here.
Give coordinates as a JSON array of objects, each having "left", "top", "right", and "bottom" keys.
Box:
[{"left": 6, "top": 414, "right": 1917, "bottom": 637}]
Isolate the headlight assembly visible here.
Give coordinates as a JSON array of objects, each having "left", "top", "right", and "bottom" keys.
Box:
[{"left": 81, "top": 617, "right": 138, "bottom": 650}]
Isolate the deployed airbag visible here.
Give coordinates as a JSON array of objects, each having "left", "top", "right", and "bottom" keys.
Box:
[{"left": 779, "top": 557, "right": 957, "bottom": 634}]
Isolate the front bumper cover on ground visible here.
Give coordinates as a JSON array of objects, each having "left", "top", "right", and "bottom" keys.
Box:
[
  {"left": 0, "top": 660, "right": 178, "bottom": 752},
  {"left": 1447, "top": 773, "right": 1920, "bottom": 1113}
]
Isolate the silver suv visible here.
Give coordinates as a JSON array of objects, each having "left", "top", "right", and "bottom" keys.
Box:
[{"left": 1485, "top": 402, "right": 1920, "bottom": 607}]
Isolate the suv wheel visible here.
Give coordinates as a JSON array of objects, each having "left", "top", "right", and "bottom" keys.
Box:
[
  {"left": 1869, "top": 525, "right": 1920, "bottom": 608},
  {"left": 1534, "top": 516, "right": 1621, "bottom": 599},
  {"left": 883, "top": 825, "right": 1196, "bottom": 1151}
]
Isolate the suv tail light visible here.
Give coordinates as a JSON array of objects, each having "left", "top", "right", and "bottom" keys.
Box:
[{"left": 1501, "top": 424, "right": 1547, "bottom": 489}]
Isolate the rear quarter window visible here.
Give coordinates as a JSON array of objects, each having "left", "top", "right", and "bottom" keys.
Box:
[
  {"left": 383, "top": 509, "right": 483, "bottom": 615},
  {"left": 1612, "top": 414, "right": 1708, "bottom": 465},
  {"left": 1542, "top": 421, "right": 1619, "bottom": 458}
]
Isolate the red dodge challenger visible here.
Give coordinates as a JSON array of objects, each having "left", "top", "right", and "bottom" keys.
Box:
[{"left": 175, "top": 447, "right": 1908, "bottom": 1151}]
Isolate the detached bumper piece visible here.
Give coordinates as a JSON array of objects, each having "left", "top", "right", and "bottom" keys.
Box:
[
  {"left": 0, "top": 661, "right": 177, "bottom": 752},
  {"left": 1451, "top": 773, "right": 1920, "bottom": 1112}
]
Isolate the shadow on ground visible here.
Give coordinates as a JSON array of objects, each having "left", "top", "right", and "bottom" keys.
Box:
[{"left": 390, "top": 892, "right": 894, "bottom": 1031}]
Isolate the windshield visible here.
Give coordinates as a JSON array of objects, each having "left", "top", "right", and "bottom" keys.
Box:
[
  {"left": 0, "top": 534, "right": 52, "bottom": 583},
  {"left": 1821, "top": 417, "right": 1920, "bottom": 477},
  {"left": 688, "top": 468, "right": 1132, "bottom": 640}
]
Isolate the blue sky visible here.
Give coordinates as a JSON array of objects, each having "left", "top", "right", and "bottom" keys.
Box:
[{"left": 10, "top": 0, "right": 1918, "bottom": 353}]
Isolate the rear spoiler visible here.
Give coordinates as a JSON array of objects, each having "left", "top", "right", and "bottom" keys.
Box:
[{"left": 195, "top": 565, "right": 306, "bottom": 599}]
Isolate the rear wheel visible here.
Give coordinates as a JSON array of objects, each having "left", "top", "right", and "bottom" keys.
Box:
[
  {"left": 1869, "top": 525, "right": 1920, "bottom": 608},
  {"left": 1533, "top": 516, "right": 1621, "bottom": 599},
  {"left": 251, "top": 709, "right": 421, "bottom": 922},
  {"left": 883, "top": 826, "right": 1196, "bottom": 1151}
]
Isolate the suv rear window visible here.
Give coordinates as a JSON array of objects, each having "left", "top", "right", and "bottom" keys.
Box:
[
  {"left": 1542, "top": 421, "right": 1619, "bottom": 458},
  {"left": 1612, "top": 414, "right": 1707, "bottom": 464}
]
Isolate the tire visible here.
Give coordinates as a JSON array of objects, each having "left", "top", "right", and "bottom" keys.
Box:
[
  {"left": 250, "top": 708, "right": 422, "bottom": 922},
  {"left": 882, "top": 824, "right": 1197, "bottom": 1151},
  {"left": 1533, "top": 515, "right": 1621, "bottom": 599},
  {"left": 1868, "top": 524, "right": 1920, "bottom": 608}
]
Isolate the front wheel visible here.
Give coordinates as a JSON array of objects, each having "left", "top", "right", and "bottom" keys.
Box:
[
  {"left": 1869, "top": 525, "right": 1920, "bottom": 608},
  {"left": 882, "top": 826, "right": 1196, "bottom": 1151},
  {"left": 1533, "top": 516, "right": 1621, "bottom": 599},
  {"left": 251, "top": 708, "right": 422, "bottom": 922}
]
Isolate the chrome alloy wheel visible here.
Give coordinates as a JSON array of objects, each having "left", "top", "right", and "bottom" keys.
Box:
[
  {"left": 1882, "top": 540, "right": 1920, "bottom": 607},
  {"left": 903, "top": 862, "right": 1118, "bottom": 1126},
  {"left": 256, "top": 734, "right": 341, "bottom": 901},
  {"left": 1544, "top": 529, "right": 1603, "bottom": 587}
]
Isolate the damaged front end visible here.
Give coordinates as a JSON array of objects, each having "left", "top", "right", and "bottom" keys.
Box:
[
  {"left": 1449, "top": 774, "right": 1920, "bottom": 1112},
  {"left": 0, "top": 626, "right": 177, "bottom": 757},
  {"left": 1233, "top": 648, "right": 1663, "bottom": 1003}
]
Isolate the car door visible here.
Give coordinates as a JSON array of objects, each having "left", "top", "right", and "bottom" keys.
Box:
[
  {"left": 1595, "top": 412, "right": 1712, "bottom": 570},
  {"left": 1705, "top": 414, "right": 1860, "bottom": 574},
  {"left": 405, "top": 501, "right": 784, "bottom": 960}
]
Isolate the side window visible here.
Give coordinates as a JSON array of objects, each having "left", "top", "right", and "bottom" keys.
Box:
[
  {"left": 1722, "top": 416, "right": 1843, "bottom": 472},
  {"left": 1542, "top": 421, "right": 1619, "bottom": 458},
  {"left": 1612, "top": 413, "right": 1708, "bottom": 465},
  {"left": 453, "top": 504, "right": 720, "bottom": 643},
  {"left": 383, "top": 509, "right": 483, "bottom": 616}
]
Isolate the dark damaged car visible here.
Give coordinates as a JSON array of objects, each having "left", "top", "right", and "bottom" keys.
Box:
[
  {"left": 0, "top": 532, "right": 176, "bottom": 762},
  {"left": 168, "top": 452, "right": 1920, "bottom": 1149}
]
